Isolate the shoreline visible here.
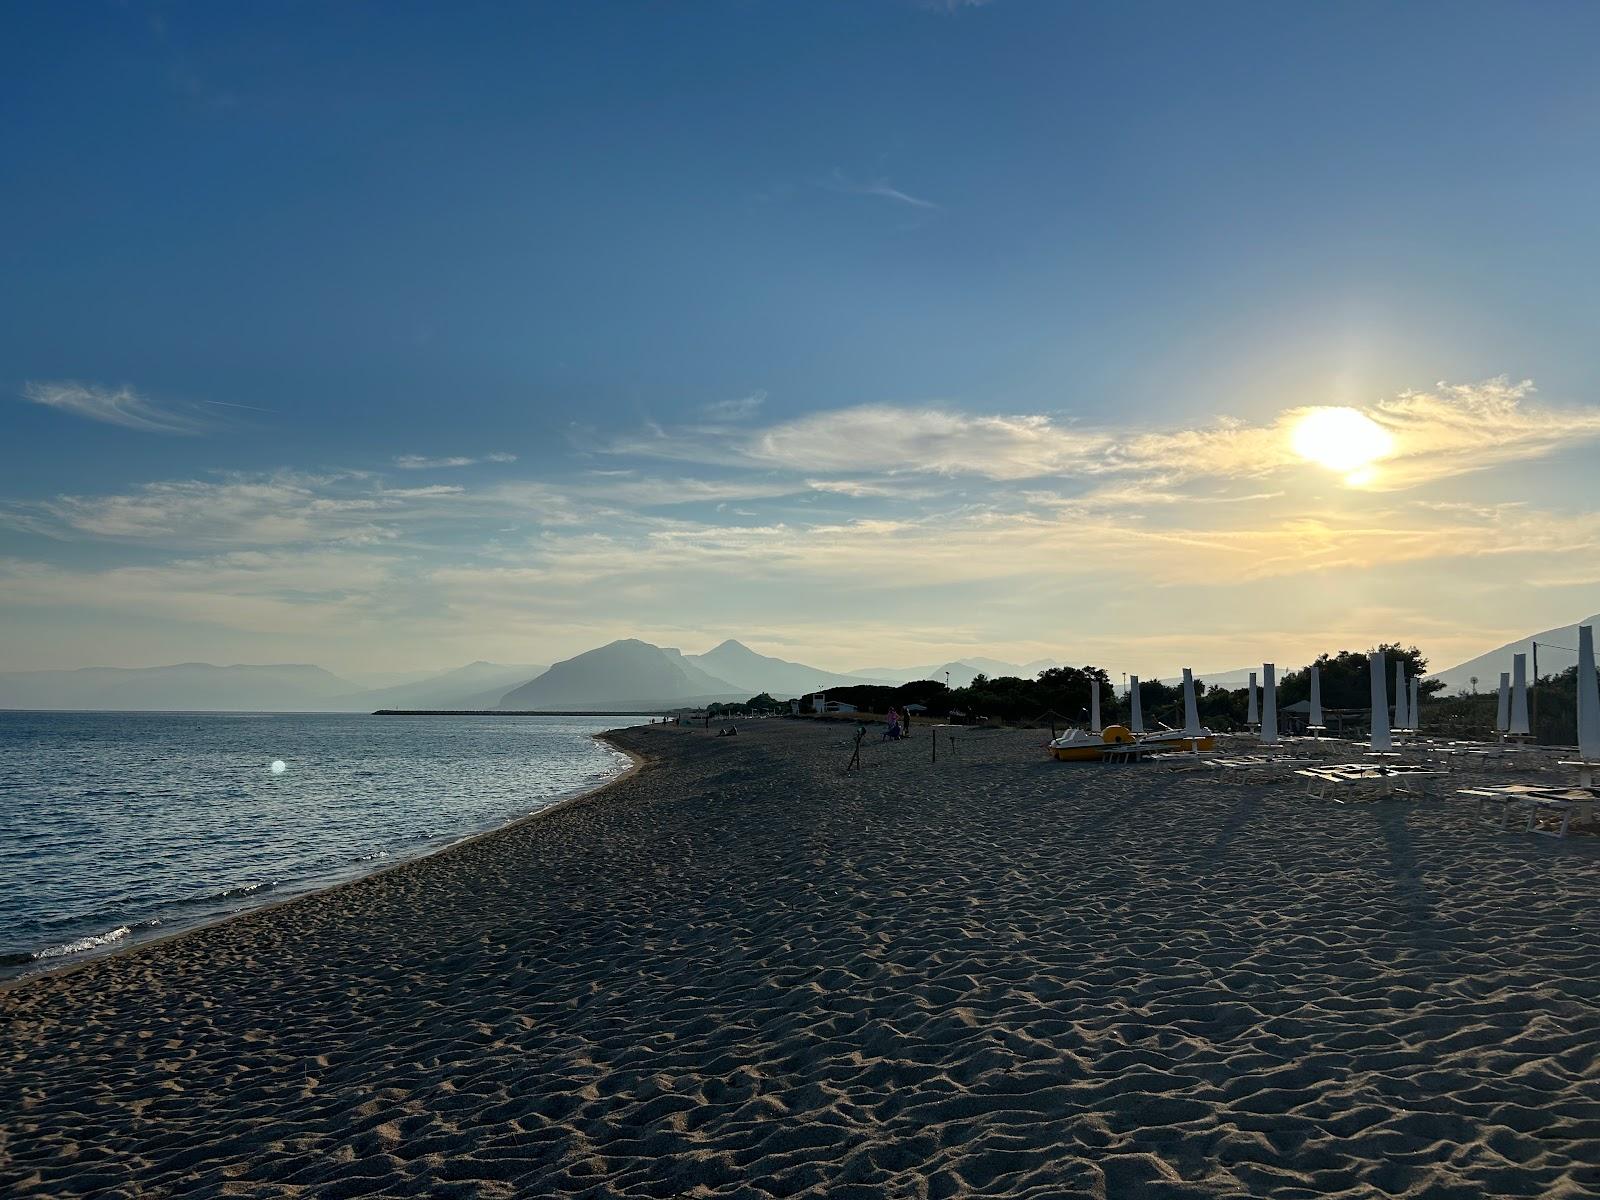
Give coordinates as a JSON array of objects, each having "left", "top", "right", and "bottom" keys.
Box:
[
  {"left": 4, "top": 719, "right": 1597, "bottom": 1198},
  {"left": 0, "top": 727, "right": 649, "bottom": 994}
]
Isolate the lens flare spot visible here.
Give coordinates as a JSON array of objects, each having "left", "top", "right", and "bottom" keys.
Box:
[{"left": 270, "top": 760, "right": 287, "bottom": 774}]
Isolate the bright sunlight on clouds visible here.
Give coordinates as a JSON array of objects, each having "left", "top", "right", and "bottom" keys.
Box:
[
  {"left": 5, "top": 375, "right": 1600, "bottom": 676},
  {"left": 1289, "top": 408, "right": 1395, "bottom": 483}
]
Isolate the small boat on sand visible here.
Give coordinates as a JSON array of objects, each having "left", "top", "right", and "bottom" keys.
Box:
[{"left": 1049, "top": 724, "right": 1214, "bottom": 761}]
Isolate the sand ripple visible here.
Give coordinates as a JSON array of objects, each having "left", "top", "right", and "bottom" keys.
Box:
[{"left": 3, "top": 721, "right": 1598, "bottom": 1197}]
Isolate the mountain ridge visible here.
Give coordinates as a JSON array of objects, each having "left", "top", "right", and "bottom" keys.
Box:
[{"left": 1430, "top": 612, "right": 1600, "bottom": 693}]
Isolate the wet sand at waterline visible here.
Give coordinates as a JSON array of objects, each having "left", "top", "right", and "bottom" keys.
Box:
[{"left": 3, "top": 720, "right": 1598, "bottom": 1198}]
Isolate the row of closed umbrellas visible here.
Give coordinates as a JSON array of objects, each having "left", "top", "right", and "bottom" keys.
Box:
[{"left": 1085, "top": 624, "right": 1600, "bottom": 758}]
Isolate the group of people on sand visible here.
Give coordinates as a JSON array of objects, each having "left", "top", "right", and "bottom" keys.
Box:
[{"left": 883, "top": 707, "right": 912, "bottom": 740}]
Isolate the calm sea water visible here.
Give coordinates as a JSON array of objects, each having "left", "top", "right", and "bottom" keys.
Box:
[{"left": 0, "top": 711, "right": 633, "bottom": 979}]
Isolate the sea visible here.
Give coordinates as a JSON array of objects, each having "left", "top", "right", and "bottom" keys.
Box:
[{"left": 0, "top": 710, "right": 634, "bottom": 981}]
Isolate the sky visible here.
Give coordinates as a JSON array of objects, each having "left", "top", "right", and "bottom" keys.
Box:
[{"left": 4, "top": 0, "right": 1600, "bottom": 682}]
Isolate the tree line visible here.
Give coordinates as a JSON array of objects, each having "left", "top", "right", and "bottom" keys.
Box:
[
  {"left": 705, "top": 646, "right": 1595, "bottom": 746},
  {"left": 747, "top": 645, "right": 1439, "bottom": 731}
]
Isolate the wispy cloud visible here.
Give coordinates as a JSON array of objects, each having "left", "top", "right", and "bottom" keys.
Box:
[
  {"left": 700, "top": 391, "right": 767, "bottom": 421},
  {"left": 394, "top": 453, "right": 518, "bottom": 469},
  {"left": 9, "top": 472, "right": 471, "bottom": 547},
  {"left": 1365, "top": 378, "right": 1600, "bottom": 487},
  {"left": 20, "top": 381, "right": 206, "bottom": 435},
  {"left": 822, "top": 170, "right": 940, "bottom": 211},
  {"left": 609, "top": 378, "right": 1600, "bottom": 492}
]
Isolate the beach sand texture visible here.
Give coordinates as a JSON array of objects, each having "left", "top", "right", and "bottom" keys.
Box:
[{"left": 3, "top": 720, "right": 1598, "bottom": 1198}]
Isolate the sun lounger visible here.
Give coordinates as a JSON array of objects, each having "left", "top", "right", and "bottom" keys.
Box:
[
  {"left": 1457, "top": 783, "right": 1551, "bottom": 831},
  {"left": 1461, "top": 784, "right": 1600, "bottom": 837},
  {"left": 1205, "top": 754, "right": 1314, "bottom": 784},
  {"left": 1299, "top": 764, "right": 1447, "bottom": 802},
  {"left": 1557, "top": 759, "right": 1600, "bottom": 787},
  {"left": 1523, "top": 788, "right": 1600, "bottom": 837}
]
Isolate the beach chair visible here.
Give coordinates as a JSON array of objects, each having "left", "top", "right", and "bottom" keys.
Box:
[
  {"left": 1457, "top": 784, "right": 1549, "bottom": 831},
  {"left": 1522, "top": 788, "right": 1599, "bottom": 837},
  {"left": 1457, "top": 783, "right": 1598, "bottom": 836},
  {"left": 1300, "top": 763, "right": 1446, "bottom": 802},
  {"left": 1208, "top": 754, "right": 1313, "bottom": 784}
]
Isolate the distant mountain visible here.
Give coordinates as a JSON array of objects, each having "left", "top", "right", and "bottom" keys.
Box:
[
  {"left": 1185, "top": 666, "right": 1303, "bottom": 691},
  {"left": 338, "top": 667, "right": 442, "bottom": 691},
  {"left": 1431, "top": 612, "right": 1600, "bottom": 694},
  {"left": 0, "top": 663, "right": 359, "bottom": 712},
  {"left": 498, "top": 640, "right": 741, "bottom": 710},
  {"left": 686, "top": 640, "right": 871, "bottom": 696},
  {"left": 339, "top": 661, "right": 547, "bottom": 710}
]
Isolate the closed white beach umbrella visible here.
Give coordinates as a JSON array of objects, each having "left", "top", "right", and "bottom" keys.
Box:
[
  {"left": 1578, "top": 625, "right": 1600, "bottom": 761},
  {"left": 1309, "top": 664, "right": 1324, "bottom": 727},
  {"left": 1409, "top": 675, "right": 1421, "bottom": 731},
  {"left": 1496, "top": 672, "right": 1511, "bottom": 733},
  {"left": 1510, "top": 653, "right": 1530, "bottom": 736},
  {"left": 1246, "top": 671, "right": 1259, "bottom": 725},
  {"left": 1182, "top": 668, "right": 1202, "bottom": 737},
  {"left": 1394, "top": 660, "right": 1410, "bottom": 729},
  {"left": 1089, "top": 678, "right": 1102, "bottom": 734},
  {"left": 1129, "top": 675, "right": 1144, "bottom": 735},
  {"left": 1261, "top": 663, "right": 1279, "bottom": 745},
  {"left": 1369, "top": 651, "right": 1392, "bottom": 751}
]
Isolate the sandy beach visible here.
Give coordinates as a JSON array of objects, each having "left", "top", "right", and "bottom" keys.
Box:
[{"left": 3, "top": 719, "right": 1598, "bottom": 1198}]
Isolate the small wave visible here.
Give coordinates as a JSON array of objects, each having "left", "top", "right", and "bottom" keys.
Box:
[
  {"left": 163, "top": 880, "right": 278, "bottom": 912},
  {"left": 36, "top": 925, "right": 133, "bottom": 959},
  {"left": 209, "top": 881, "right": 276, "bottom": 903}
]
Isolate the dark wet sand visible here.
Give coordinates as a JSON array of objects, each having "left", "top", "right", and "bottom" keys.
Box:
[{"left": 3, "top": 720, "right": 1598, "bottom": 1198}]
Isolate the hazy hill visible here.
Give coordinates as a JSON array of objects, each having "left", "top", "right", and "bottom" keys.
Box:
[
  {"left": 0, "top": 663, "right": 358, "bottom": 712},
  {"left": 1182, "top": 666, "right": 1305, "bottom": 691},
  {"left": 1431, "top": 612, "right": 1600, "bottom": 694},
  {"left": 340, "top": 661, "right": 547, "bottom": 711},
  {"left": 686, "top": 640, "right": 872, "bottom": 696},
  {"left": 498, "top": 640, "right": 741, "bottom": 710}
]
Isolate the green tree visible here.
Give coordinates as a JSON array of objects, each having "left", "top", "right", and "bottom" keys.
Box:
[{"left": 1277, "top": 644, "right": 1436, "bottom": 710}]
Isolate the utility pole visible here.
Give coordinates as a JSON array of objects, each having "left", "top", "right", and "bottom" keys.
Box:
[{"left": 1532, "top": 641, "right": 1540, "bottom": 741}]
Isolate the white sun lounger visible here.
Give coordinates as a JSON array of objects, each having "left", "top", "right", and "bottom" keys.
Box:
[
  {"left": 1205, "top": 755, "right": 1314, "bottom": 784},
  {"left": 1461, "top": 784, "right": 1599, "bottom": 838},
  {"left": 1299, "top": 764, "right": 1447, "bottom": 802}
]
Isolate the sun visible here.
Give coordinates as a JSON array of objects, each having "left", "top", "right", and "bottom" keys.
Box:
[{"left": 1290, "top": 407, "right": 1394, "bottom": 480}]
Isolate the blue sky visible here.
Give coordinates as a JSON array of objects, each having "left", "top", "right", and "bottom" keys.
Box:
[{"left": 4, "top": 1, "right": 1600, "bottom": 678}]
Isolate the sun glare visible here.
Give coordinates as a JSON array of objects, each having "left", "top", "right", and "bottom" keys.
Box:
[{"left": 1290, "top": 407, "right": 1394, "bottom": 481}]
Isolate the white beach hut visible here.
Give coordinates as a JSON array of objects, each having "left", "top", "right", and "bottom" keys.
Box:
[
  {"left": 1261, "top": 663, "right": 1279, "bottom": 745},
  {"left": 1246, "top": 671, "right": 1259, "bottom": 726},
  {"left": 1089, "top": 678, "right": 1102, "bottom": 734},
  {"left": 1510, "top": 653, "right": 1531, "bottom": 737},
  {"left": 1128, "top": 675, "right": 1144, "bottom": 735},
  {"left": 1309, "top": 664, "right": 1324, "bottom": 733},
  {"left": 1369, "top": 650, "right": 1392, "bottom": 752}
]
